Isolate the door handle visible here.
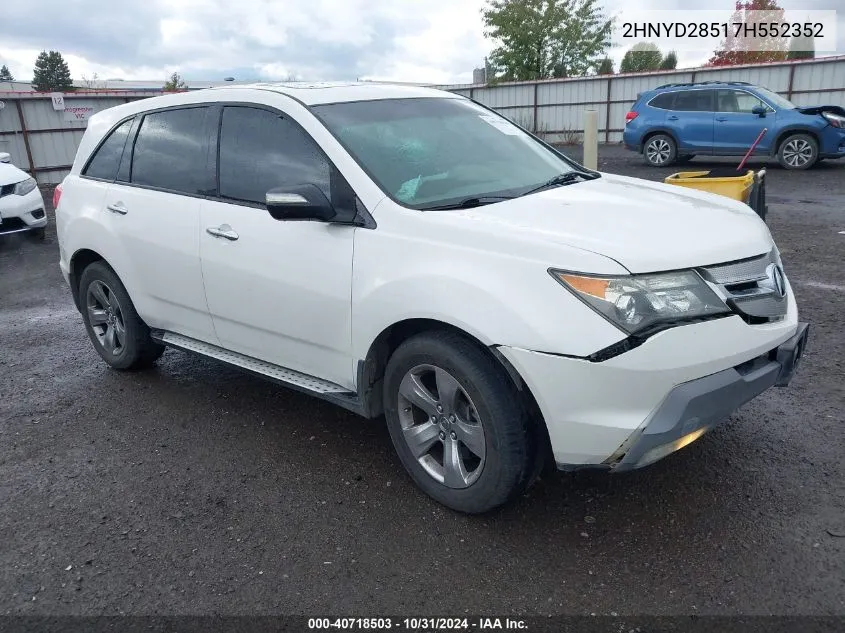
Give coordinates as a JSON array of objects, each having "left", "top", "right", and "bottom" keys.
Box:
[
  {"left": 206, "top": 225, "right": 239, "bottom": 241},
  {"left": 667, "top": 115, "right": 679, "bottom": 120},
  {"left": 716, "top": 117, "right": 728, "bottom": 122},
  {"left": 106, "top": 202, "right": 128, "bottom": 215}
]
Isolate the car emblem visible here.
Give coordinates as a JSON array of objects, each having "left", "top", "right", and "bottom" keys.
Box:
[{"left": 762, "top": 263, "right": 787, "bottom": 298}]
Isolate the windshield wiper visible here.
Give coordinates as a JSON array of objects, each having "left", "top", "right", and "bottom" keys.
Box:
[
  {"left": 520, "top": 171, "right": 598, "bottom": 197},
  {"left": 419, "top": 195, "right": 516, "bottom": 211}
]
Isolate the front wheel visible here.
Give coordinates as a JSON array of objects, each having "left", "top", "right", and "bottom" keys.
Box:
[
  {"left": 778, "top": 134, "right": 818, "bottom": 170},
  {"left": 643, "top": 134, "right": 677, "bottom": 167},
  {"left": 383, "top": 331, "right": 539, "bottom": 514}
]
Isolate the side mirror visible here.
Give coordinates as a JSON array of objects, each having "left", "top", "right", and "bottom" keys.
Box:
[
  {"left": 752, "top": 105, "right": 767, "bottom": 117},
  {"left": 265, "top": 184, "right": 335, "bottom": 222}
]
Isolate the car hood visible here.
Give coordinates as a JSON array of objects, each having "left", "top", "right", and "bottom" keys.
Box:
[
  {"left": 0, "top": 162, "right": 30, "bottom": 187},
  {"left": 458, "top": 173, "right": 773, "bottom": 273},
  {"left": 796, "top": 104, "right": 845, "bottom": 117}
]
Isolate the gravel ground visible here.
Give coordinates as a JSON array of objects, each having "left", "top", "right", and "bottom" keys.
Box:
[{"left": 0, "top": 146, "right": 843, "bottom": 619}]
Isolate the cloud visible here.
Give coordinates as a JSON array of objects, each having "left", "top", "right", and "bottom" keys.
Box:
[{"left": 0, "top": 0, "right": 841, "bottom": 84}]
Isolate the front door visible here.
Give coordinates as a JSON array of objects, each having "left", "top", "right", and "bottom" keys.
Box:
[
  {"left": 199, "top": 105, "right": 355, "bottom": 389},
  {"left": 714, "top": 89, "right": 774, "bottom": 154}
]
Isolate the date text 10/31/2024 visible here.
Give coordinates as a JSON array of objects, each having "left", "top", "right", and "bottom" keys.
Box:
[{"left": 307, "top": 618, "right": 528, "bottom": 630}]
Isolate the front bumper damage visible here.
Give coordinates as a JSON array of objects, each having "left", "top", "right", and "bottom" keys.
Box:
[{"left": 609, "top": 322, "right": 809, "bottom": 471}]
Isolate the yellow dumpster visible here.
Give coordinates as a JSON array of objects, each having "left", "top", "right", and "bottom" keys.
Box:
[
  {"left": 664, "top": 168, "right": 767, "bottom": 221},
  {"left": 664, "top": 169, "right": 755, "bottom": 202}
]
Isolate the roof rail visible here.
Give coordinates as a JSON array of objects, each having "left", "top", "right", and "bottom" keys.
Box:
[{"left": 655, "top": 80, "right": 754, "bottom": 89}]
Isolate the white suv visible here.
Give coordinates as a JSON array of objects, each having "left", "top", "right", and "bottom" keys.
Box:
[{"left": 55, "top": 83, "right": 808, "bottom": 513}]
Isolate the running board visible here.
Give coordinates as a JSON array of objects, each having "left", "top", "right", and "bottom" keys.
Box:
[{"left": 152, "top": 331, "right": 366, "bottom": 416}]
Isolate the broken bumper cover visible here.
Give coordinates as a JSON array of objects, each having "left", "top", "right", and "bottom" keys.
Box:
[{"left": 610, "top": 322, "right": 809, "bottom": 472}]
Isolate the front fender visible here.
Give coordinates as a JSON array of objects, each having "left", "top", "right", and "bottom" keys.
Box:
[{"left": 350, "top": 225, "right": 627, "bottom": 363}]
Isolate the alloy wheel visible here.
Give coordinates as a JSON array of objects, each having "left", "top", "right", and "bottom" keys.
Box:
[
  {"left": 86, "top": 280, "right": 126, "bottom": 357},
  {"left": 782, "top": 138, "right": 814, "bottom": 168},
  {"left": 397, "top": 364, "right": 486, "bottom": 488},
  {"left": 646, "top": 138, "right": 671, "bottom": 165}
]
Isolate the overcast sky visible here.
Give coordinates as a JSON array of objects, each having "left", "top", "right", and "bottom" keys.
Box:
[{"left": 1, "top": 0, "right": 842, "bottom": 84}]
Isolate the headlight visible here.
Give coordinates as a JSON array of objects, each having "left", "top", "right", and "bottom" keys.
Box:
[
  {"left": 13, "top": 177, "right": 37, "bottom": 196},
  {"left": 551, "top": 269, "right": 730, "bottom": 335},
  {"left": 821, "top": 111, "right": 845, "bottom": 128}
]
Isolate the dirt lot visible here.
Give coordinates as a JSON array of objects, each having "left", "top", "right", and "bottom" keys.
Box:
[{"left": 1, "top": 146, "right": 843, "bottom": 619}]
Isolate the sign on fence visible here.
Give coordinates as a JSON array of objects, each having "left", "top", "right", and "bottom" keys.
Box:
[
  {"left": 63, "top": 103, "right": 95, "bottom": 123},
  {"left": 50, "top": 93, "right": 65, "bottom": 110}
]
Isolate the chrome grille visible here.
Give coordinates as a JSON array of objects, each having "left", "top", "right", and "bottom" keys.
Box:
[
  {"left": 699, "top": 250, "right": 787, "bottom": 322},
  {"left": 699, "top": 251, "right": 774, "bottom": 285}
]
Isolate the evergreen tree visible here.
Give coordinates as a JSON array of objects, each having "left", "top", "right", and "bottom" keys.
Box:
[{"left": 32, "top": 51, "right": 74, "bottom": 92}]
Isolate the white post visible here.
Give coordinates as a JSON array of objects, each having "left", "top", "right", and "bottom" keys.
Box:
[{"left": 583, "top": 109, "right": 598, "bottom": 171}]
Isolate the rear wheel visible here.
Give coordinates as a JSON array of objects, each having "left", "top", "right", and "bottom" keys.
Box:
[
  {"left": 383, "top": 331, "right": 538, "bottom": 514},
  {"left": 79, "top": 262, "right": 164, "bottom": 370},
  {"left": 777, "top": 133, "right": 818, "bottom": 170},
  {"left": 643, "top": 134, "right": 677, "bottom": 167}
]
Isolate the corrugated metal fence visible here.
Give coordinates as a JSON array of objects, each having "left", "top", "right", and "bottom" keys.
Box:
[
  {"left": 440, "top": 55, "right": 845, "bottom": 144},
  {"left": 1, "top": 55, "right": 844, "bottom": 184},
  {"left": 0, "top": 91, "right": 160, "bottom": 184}
]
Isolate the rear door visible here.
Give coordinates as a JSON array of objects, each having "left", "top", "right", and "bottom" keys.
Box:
[
  {"left": 714, "top": 89, "right": 774, "bottom": 154},
  {"left": 666, "top": 89, "right": 716, "bottom": 154},
  {"left": 100, "top": 106, "right": 218, "bottom": 342}
]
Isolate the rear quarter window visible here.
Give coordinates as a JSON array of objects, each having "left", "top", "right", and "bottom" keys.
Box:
[
  {"left": 82, "top": 118, "right": 134, "bottom": 181},
  {"left": 649, "top": 93, "right": 675, "bottom": 110}
]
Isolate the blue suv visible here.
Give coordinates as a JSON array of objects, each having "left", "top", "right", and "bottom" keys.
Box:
[{"left": 623, "top": 81, "right": 845, "bottom": 170}]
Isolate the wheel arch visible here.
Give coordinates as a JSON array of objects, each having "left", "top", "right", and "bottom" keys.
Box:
[
  {"left": 68, "top": 248, "right": 107, "bottom": 311},
  {"left": 356, "top": 318, "right": 552, "bottom": 463},
  {"left": 772, "top": 127, "right": 821, "bottom": 156},
  {"left": 641, "top": 128, "right": 680, "bottom": 152}
]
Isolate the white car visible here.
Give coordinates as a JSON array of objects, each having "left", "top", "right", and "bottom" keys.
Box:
[
  {"left": 0, "top": 157, "right": 47, "bottom": 238},
  {"left": 55, "top": 83, "right": 809, "bottom": 513}
]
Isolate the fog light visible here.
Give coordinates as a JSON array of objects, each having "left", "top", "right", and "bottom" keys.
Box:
[{"left": 32, "top": 209, "right": 45, "bottom": 219}]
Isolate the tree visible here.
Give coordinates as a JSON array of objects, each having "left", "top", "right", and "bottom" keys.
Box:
[
  {"left": 0, "top": 65, "right": 13, "bottom": 81},
  {"left": 31, "top": 50, "right": 74, "bottom": 92},
  {"left": 482, "top": 0, "right": 613, "bottom": 81},
  {"left": 81, "top": 72, "right": 106, "bottom": 89},
  {"left": 163, "top": 72, "right": 187, "bottom": 91},
  {"left": 659, "top": 50, "right": 678, "bottom": 70},
  {"left": 597, "top": 57, "right": 614, "bottom": 75},
  {"left": 708, "top": 0, "right": 788, "bottom": 66},
  {"left": 620, "top": 42, "right": 663, "bottom": 73},
  {"left": 787, "top": 35, "right": 814, "bottom": 61}
]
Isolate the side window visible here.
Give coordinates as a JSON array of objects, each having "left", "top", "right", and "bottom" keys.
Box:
[
  {"left": 218, "top": 106, "right": 331, "bottom": 205},
  {"left": 672, "top": 90, "right": 714, "bottom": 112},
  {"left": 717, "top": 90, "right": 768, "bottom": 113},
  {"left": 649, "top": 93, "right": 675, "bottom": 110},
  {"left": 131, "top": 107, "right": 211, "bottom": 195},
  {"left": 83, "top": 118, "right": 134, "bottom": 180}
]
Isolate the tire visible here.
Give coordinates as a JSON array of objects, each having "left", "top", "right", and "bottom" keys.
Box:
[
  {"left": 777, "top": 133, "right": 818, "bottom": 170},
  {"left": 78, "top": 261, "right": 165, "bottom": 370},
  {"left": 643, "top": 134, "right": 677, "bottom": 167},
  {"left": 676, "top": 154, "right": 695, "bottom": 164},
  {"left": 383, "top": 330, "right": 538, "bottom": 514}
]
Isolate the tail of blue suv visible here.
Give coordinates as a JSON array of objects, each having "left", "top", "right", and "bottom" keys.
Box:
[{"left": 622, "top": 94, "right": 650, "bottom": 152}]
